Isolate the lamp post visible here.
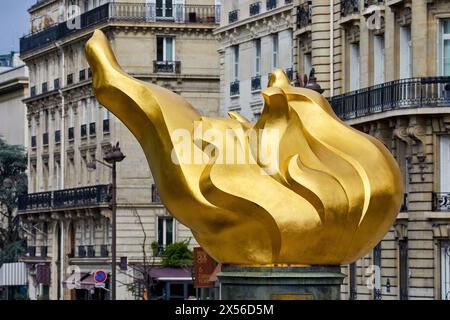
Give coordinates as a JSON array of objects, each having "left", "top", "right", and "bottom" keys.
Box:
[{"left": 87, "top": 142, "right": 125, "bottom": 300}]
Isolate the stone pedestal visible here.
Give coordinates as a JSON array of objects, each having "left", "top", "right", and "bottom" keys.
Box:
[{"left": 218, "top": 266, "right": 345, "bottom": 300}]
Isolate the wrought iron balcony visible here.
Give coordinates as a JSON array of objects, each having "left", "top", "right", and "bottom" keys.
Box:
[
  {"left": 228, "top": 9, "right": 239, "bottom": 23},
  {"left": 329, "top": 77, "right": 450, "bottom": 121},
  {"left": 21, "top": 3, "right": 220, "bottom": 55},
  {"left": 251, "top": 75, "right": 262, "bottom": 91},
  {"left": 249, "top": 2, "right": 261, "bottom": 16},
  {"left": 153, "top": 61, "right": 181, "bottom": 74},
  {"left": 18, "top": 184, "right": 110, "bottom": 212},
  {"left": 433, "top": 192, "right": 450, "bottom": 212},
  {"left": 267, "top": 0, "right": 278, "bottom": 11},
  {"left": 341, "top": 0, "right": 359, "bottom": 17},
  {"left": 230, "top": 80, "right": 240, "bottom": 96},
  {"left": 297, "top": 1, "right": 312, "bottom": 29}
]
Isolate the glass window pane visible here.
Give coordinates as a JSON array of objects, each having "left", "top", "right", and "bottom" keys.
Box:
[
  {"left": 444, "top": 40, "right": 450, "bottom": 76},
  {"left": 166, "top": 218, "right": 173, "bottom": 245},
  {"left": 157, "top": 218, "right": 164, "bottom": 246},
  {"left": 165, "top": 38, "right": 173, "bottom": 61},
  {"left": 157, "top": 37, "right": 164, "bottom": 61},
  {"left": 444, "top": 20, "right": 450, "bottom": 34}
]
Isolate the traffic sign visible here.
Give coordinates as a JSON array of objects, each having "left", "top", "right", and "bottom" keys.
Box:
[{"left": 94, "top": 270, "right": 107, "bottom": 283}]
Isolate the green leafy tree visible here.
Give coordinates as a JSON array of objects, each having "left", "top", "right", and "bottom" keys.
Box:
[
  {"left": 0, "top": 137, "right": 28, "bottom": 265},
  {"left": 161, "top": 240, "right": 193, "bottom": 268}
]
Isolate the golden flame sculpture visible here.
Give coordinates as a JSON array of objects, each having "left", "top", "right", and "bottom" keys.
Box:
[{"left": 85, "top": 30, "right": 403, "bottom": 265}]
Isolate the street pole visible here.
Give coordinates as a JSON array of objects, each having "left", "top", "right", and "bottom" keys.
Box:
[{"left": 111, "top": 160, "right": 117, "bottom": 300}]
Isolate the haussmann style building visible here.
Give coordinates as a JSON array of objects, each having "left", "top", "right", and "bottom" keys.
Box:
[
  {"left": 17, "top": 0, "right": 221, "bottom": 300},
  {"left": 217, "top": 0, "right": 450, "bottom": 300}
]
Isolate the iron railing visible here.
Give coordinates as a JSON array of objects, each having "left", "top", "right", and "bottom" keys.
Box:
[
  {"left": 18, "top": 184, "right": 110, "bottom": 212},
  {"left": 153, "top": 61, "right": 181, "bottom": 74},
  {"left": 297, "top": 1, "right": 312, "bottom": 29},
  {"left": 329, "top": 77, "right": 450, "bottom": 120},
  {"left": 21, "top": 3, "right": 220, "bottom": 54},
  {"left": 341, "top": 0, "right": 359, "bottom": 17},
  {"left": 433, "top": 192, "right": 450, "bottom": 211}
]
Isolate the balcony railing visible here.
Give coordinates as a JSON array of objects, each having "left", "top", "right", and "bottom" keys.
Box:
[
  {"left": 267, "top": 0, "right": 278, "bottom": 11},
  {"left": 297, "top": 1, "right": 312, "bottom": 29},
  {"left": 18, "top": 184, "right": 110, "bottom": 212},
  {"left": 153, "top": 61, "right": 181, "bottom": 74},
  {"left": 433, "top": 192, "right": 450, "bottom": 211},
  {"left": 21, "top": 3, "right": 220, "bottom": 54},
  {"left": 329, "top": 77, "right": 450, "bottom": 121},
  {"left": 228, "top": 9, "right": 239, "bottom": 23},
  {"left": 251, "top": 75, "right": 261, "bottom": 91},
  {"left": 249, "top": 2, "right": 261, "bottom": 16},
  {"left": 341, "top": 0, "right": 359, "bottom": 17}
]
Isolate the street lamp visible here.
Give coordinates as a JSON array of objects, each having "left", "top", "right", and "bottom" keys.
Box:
[{"left": 87, "top": 142, "right": 126, "bottom": 300}]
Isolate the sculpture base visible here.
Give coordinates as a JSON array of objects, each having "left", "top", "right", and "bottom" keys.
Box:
[{"left": 218, "top": 265, "right": 344, "bottom": 300}]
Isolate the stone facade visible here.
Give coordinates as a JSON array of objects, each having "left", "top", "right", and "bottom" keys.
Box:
[
  {"left": 218, "top": 0, "right": 450, "bottom": 300},
  {"left": 18, "top": 0, "right": 220, "bottom": 300},
  {"left": 0, "top": 53, "right": 29, "bottom": 146}
]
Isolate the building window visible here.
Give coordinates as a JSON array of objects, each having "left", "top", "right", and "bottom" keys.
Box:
[
  {"left": 399, "top": 26, "right": 412, "bottom": 79},
  {"left": 373, "top": 35, "right": 385, "bottom": 85},
  {"left": 255, "top": 39, "right": 261, "bottom": 76},
  {"left": 441, "top": 240, "right": 450, "bottom": 300},
  {"left": 272, "top": 34, "right": 279, "bottom": 69},
  {"left": 349, "top": 263, "right": 357, "bottom": 300},
  {"left": 81, "top": 99, "right": 87, "bottom": 137},
  {"left": 155, "top": 36, "right": 176, "bottom": 73},
  {"left": 102, "top": 107, "right": 110, "bottom": 133},
  {"left": 90, "top": 98, "right": 97, "bottom": 135},
  {"left": 399, "top": 239, "right": 409, "bottom": 300},
  {"left": 440, "top": 135, "right": 450, "bottom": 193},
  {"left": 349, "top": 43, "right": 360, "bottom": 91},
  {"left": 303, "top": 52, "right": 312, "bottom": 78},
  {"left": 157, "top": 217, "right": 174, "bottom": 254},
  {"left": 43, "top": 110, "right": 49, "bottom": 146},
  {"left": 156, "top": 0, "right": 173, "bottom": 18},
  {"left": 373, "top": 242, "right": 382, "bottom": 300},
  {"left": 233, "top": 45, "right": 240, "bottom": 80},
  {"left": 68, "top": 105, "right": 75, "bottom": 140},
  {"left": 440, "top": 19, "right": 450, "bottom": 76}
]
